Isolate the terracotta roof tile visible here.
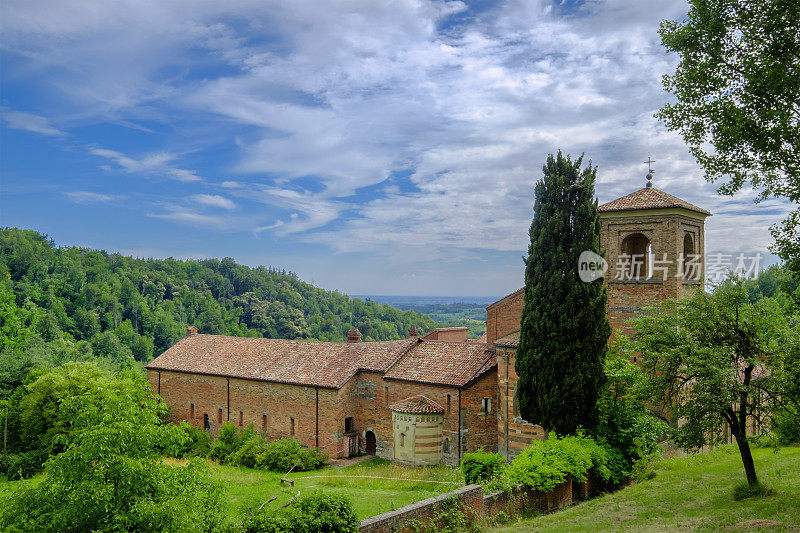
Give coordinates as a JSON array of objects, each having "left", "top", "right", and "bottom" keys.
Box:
[
  {"left": 494, "top": 331, "right": 520, "bottom": 348},
  {"left": 389, "top": 395, "right": 445, "bottom": 414},
  {"left": 147, "top": 334, "right": 415, "bottom": 389},
  {"left": 598, "top": 187, "right": 710, "bottom": 215},
  {"left": 383, "top": 340, "right": 495, "bottom": 387}
]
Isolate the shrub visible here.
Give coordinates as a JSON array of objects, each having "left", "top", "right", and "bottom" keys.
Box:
[
  {"left": 173, "top": 421, "right": 213, "bottom": 458},
  {"left": 255, "top": 438, "right": 328, "bottom": 472},
  {"left": 461, "top": 449, "right": 506, "bottom": 485},
  {"left": 0, "top": 449, "right": 47, "bottom": 480},
  {"left": 227, "top": 434, "right": 269, "bottom": 469},
  {"left": 773, "top": 406, "right": 800, "bottom": 445},
  {"left": 241, "top": 492, "right": 358, "bottom": 533},
  {"left": 596, "top": 337, "right": 668, "bottom": 482},
  {"left": 509, "top": 433, "right": 608, "bottom": 491},
  {"left": 209, "top": 422, "right": 242, "bottom": 463}
]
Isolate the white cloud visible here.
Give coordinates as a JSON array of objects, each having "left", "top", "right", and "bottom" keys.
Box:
[
  {"left": 89, "top": 147, "right": 202, "bottom": 182},
  {"left": 65, "top": 190, "right": 121, "bottom": 203},
  {"left": 191, "top": 193, "right": 236, "bottom": 210},
  {"left": 3, "top": 110, "right": 66, "bottom": 136},
  {"left": 2, "top": 0, "right": 787, "bottom": 294}
]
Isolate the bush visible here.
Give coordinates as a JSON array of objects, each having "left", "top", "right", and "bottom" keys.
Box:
[
  {"left": 209, "top": 422, "right": 242, "bottom": 463},
  {"left": 461, "top": 449, "right": 506, "bottom": 485},
  {"left": 241, "top": 492, "right": 358, "bottom": 533},
  {"left": 596, "top": 337, "right": 668, "bottom": 482},
  {"left": 0, "top": 449, "right": 47, "bottom": 480},
  {"left": 228, "top": 434, "right": 269, "bottom": 469},
  {"left": 255, "top": 438, "right": 328, "bottom": 472},
  {"left": 773, "top": 406, "right": 800, "bottom": 445},
  {"left": 173, "top": 421, "right": 213, "bottom": 458},
  {"left": 509, "top": 434, "right": 609, "bottom": 492}
]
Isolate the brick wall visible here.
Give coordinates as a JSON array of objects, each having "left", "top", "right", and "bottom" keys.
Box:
[
  {"left": 495, "top": 346, "right": 546, "bottom": 459},
  {"left": 486, "top": 289, "right": 524, "bottom": 346},
  {"left": 149, "top": 369, "right": 346, "bottom": 457},
  {"left": 600, "top": 211, "right": 706, "bottom": 335},
  {"left": 149, "top": 367, "right": 497, "bottom": 464}
]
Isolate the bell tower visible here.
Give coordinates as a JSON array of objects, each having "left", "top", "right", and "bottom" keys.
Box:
[{"left": 598, "top": 163, "right": 711, "bottom": 336}]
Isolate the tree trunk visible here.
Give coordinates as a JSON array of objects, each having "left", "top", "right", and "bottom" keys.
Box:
[{"left": 734, "top": 431, "right": 758, "bottom": 487}]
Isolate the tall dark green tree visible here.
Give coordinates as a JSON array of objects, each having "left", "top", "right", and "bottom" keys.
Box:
[{"left": 516, "top": 152, "right": 610, "bottom": 435}]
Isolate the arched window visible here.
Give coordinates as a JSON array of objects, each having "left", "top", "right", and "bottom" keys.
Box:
[
  {"left": 683, "top": 233, "right": 696, "bottom": 279},
  {"left": 443, "top": 437, "right": 450, "bottom": 454},
  {"left": 621, "top": 233, "right": 652, "bottom": 279}
]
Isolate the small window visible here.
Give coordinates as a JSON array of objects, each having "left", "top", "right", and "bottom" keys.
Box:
[
  {"left": 384, "top": 386, "right": 389, "bottom": 406},
  {"left": 290, "top": 417, "right": 295, "bottom": 436},
  {"left": 239, "top": 410, "right": 243, "bottom": 427},
  {"left": 345, "top": 417, "right": 354, "bottom": 433},
  {"left": 262, "top": 414, "right": 267, "bottom": 429},
  {"left": 446, "top": 394, "right": 451, "bottom": 413},
  {"left": 218, "top": 407, "right": 223, "bottom": 424},
  {"left": 190, "top": 403, "right": 195, "bottom": 419},
  {"left": 443, "top": 437, "right": 450, "bottom": 454},
  {"left": 482, "top": 397, "right": 491, "bottom": 414}
]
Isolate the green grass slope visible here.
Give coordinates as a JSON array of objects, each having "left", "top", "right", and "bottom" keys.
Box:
[{"left": 491, "top": 445, "right": 800, "bottom": 532}]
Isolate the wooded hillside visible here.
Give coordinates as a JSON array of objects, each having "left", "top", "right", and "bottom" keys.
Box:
[{"left": 0, "top": 228, "right": 436, "bottom": 366}]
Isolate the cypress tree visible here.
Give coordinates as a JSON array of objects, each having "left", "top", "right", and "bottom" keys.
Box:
[{"left": 515, "top": 151, "right": 610, "bottom": 435}]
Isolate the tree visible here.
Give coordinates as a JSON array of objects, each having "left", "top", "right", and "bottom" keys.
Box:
[
  {"left": 516, "top": 152, "right": 610, "bottom": 434},
  {"left": 657, "top": 0, "right": 800, "bottom": 272},
  {"left": 634, "top": 280, "right": 799, "bottom": 487}
]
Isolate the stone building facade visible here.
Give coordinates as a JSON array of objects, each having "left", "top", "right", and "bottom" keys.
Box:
[{"left": 147, "top": 183, "right": 710, "bottom": 465}]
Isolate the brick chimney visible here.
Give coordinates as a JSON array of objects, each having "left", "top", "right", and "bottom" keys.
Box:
[
  {"left": 187, "top": 325, "right": 198, "bottom": 336},
  {"left": 408, "top": 325, "right": 418, "bottom": 338},
  {"left": 347, "top": 327, "right": 361, "bottom": 343}
]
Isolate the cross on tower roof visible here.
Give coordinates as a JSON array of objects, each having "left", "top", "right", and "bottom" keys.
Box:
[{"left": 644, "top": 153, "right": 655, "bottom": 188}]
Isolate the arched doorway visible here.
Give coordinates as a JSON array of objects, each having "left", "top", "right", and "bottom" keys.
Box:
[{"left": 365, "top": 431, "right": 376, "bottom": 455}]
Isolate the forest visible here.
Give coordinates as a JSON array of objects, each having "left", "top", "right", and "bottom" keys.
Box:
[{"left": 1, "top": 228, "right": 437, "bottom": 347}]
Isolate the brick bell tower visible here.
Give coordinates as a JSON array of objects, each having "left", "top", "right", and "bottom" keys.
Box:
[{"left": 598, "top": 163, "right": 711, "bottom": 336}]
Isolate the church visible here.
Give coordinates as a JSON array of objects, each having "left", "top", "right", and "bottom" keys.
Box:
[{"left": 146, "top": 178, "right": 711, "bottom": 465}]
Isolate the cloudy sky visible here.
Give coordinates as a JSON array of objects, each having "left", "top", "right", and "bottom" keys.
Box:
[{"left": 0, "top": 0, "right": 790, "bottom": 297}]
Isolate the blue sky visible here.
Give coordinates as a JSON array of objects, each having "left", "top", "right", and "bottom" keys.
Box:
[{"left": 0, "top": 0, "right": 790, "bottom": 297}]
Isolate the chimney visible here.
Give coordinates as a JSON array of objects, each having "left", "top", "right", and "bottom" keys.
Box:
[
  {"left": 408, "top": 325, "right": 418, "bottom": 338},
  {"left": 187, "top": 325, "right": 198, "bottom": 336},
  {"left": 347, "top": 327, "right": 361, "bottom": 343}
]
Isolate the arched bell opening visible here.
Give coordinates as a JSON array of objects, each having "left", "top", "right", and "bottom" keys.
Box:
[{"left": 621, "top": 233, "right": 652, "bottom": 279}]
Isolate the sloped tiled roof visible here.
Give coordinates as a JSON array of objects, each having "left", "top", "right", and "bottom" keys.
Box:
[
  {"left": 494, "top": 331, "right": 520, "bottom": 348},
  {"left": 598, "top": 187, "right": 710, "bottom": 215},
  {"left": 147, "top": 334, "right": 415, "bottom": 389},
  {"left": 383, "top": 341, "right": 495, "bottom": 387},
  {"left": 389, "top": 395, "right": 445, "bottom": 414}
]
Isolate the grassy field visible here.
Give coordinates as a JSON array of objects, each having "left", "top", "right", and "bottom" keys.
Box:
[
  {"left": 0, "top": 457, "right": 462, "bottom": 521},
  {"left": 490, "top": 445, "right": 800, "bottom": 532},
  {"left": 174, "top": 457, "right": 463, "bottom": 520}
]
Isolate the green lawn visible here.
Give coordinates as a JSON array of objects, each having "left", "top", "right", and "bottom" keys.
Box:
[
  {"left": 490, "top": 445, "right": 800, "bottom": 532},
  {"left": 198, "top": 457, "right": 463, "bottom": 520},
  {"left": 1, "top": 457, "right": 462, "bottom": 521}
]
